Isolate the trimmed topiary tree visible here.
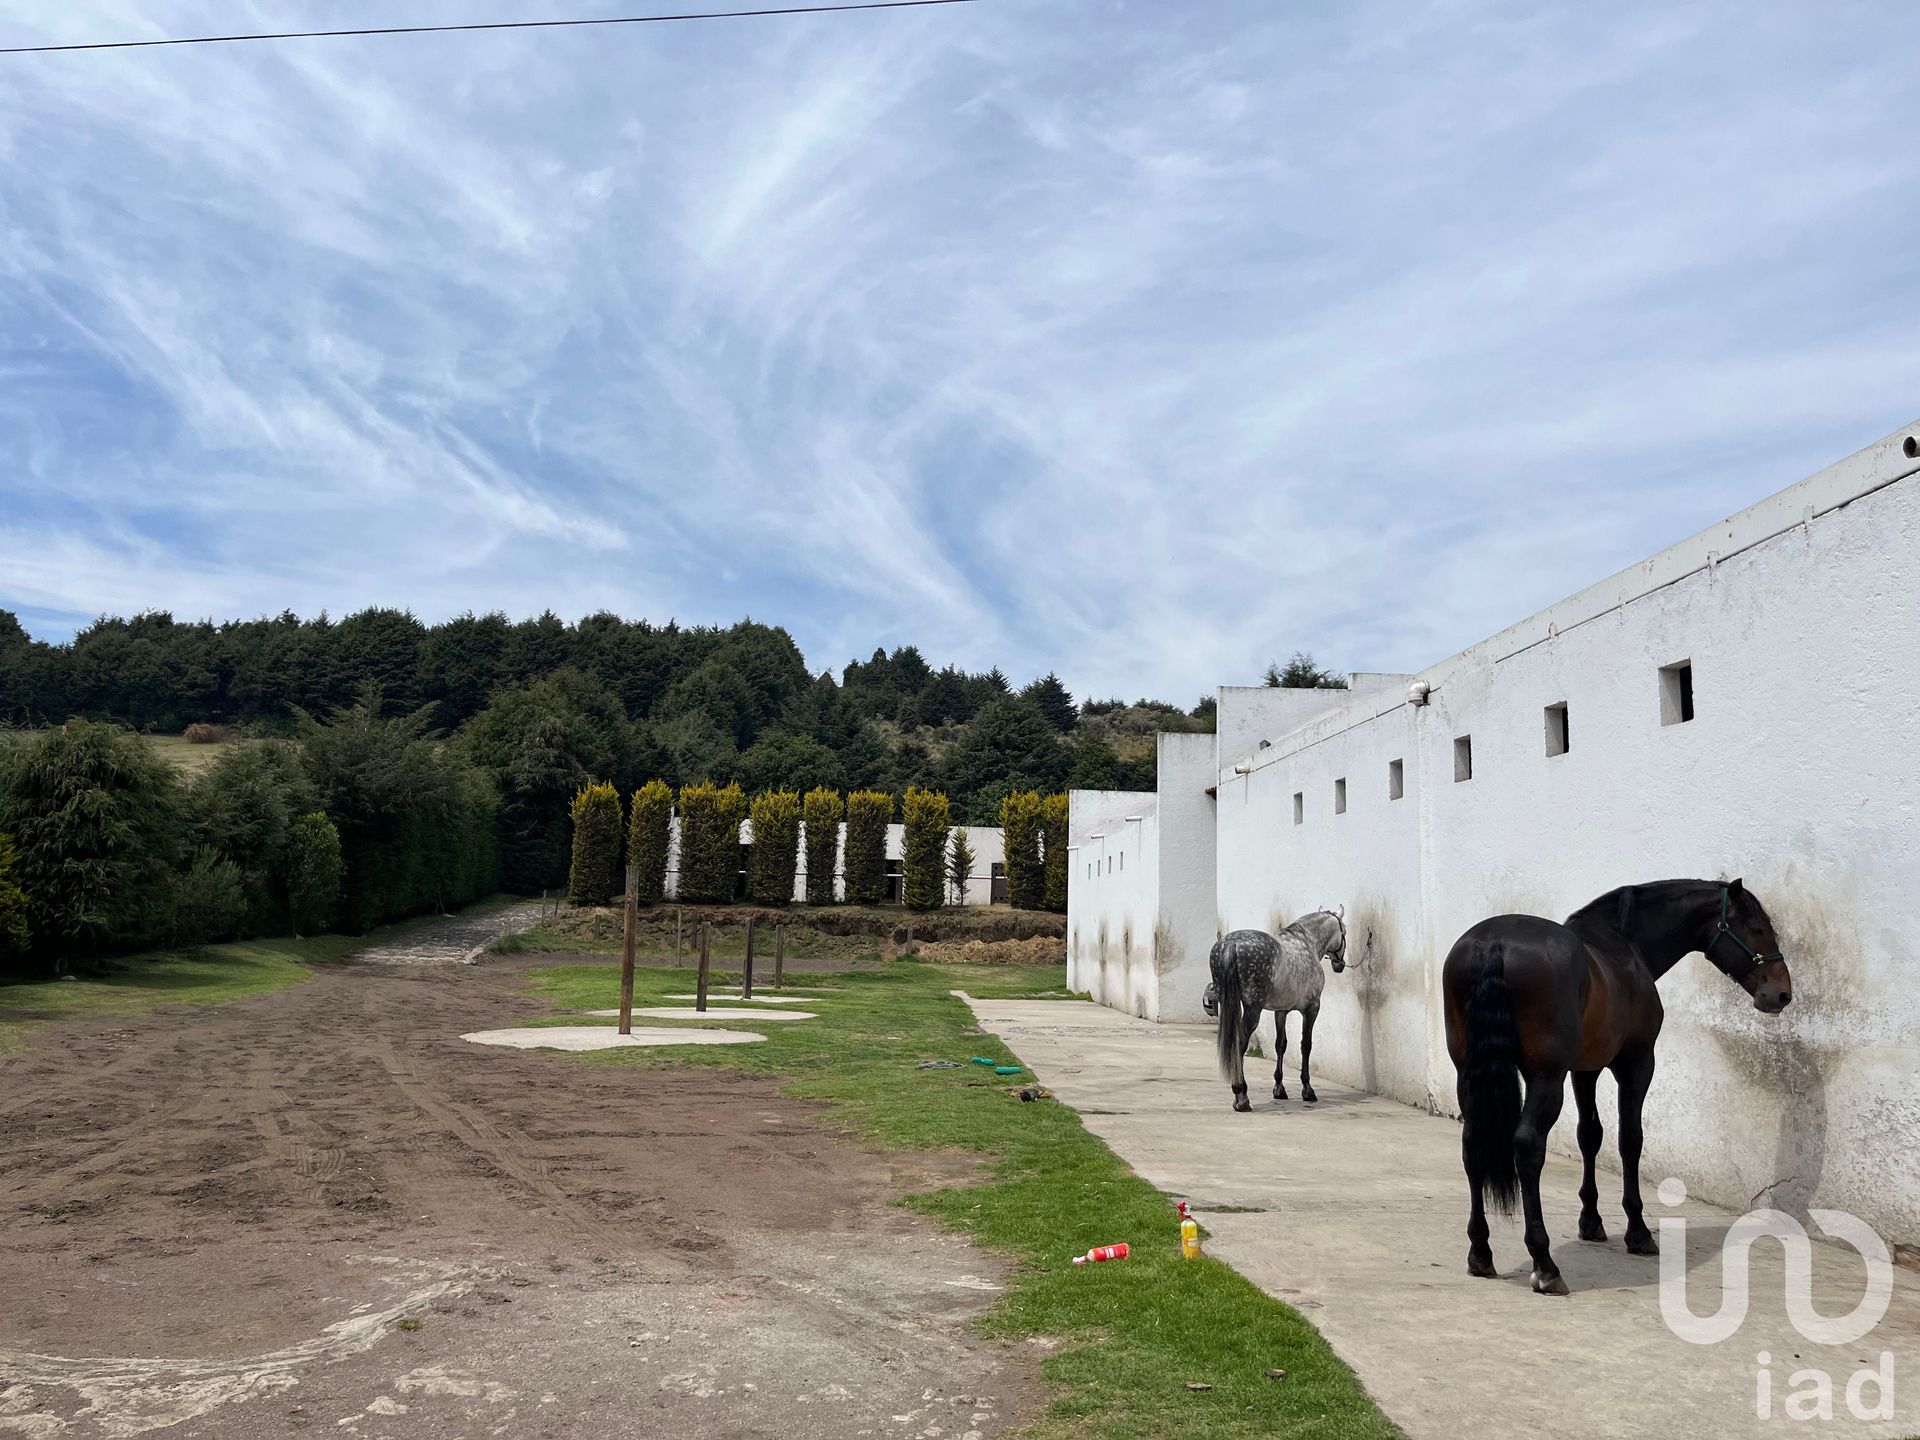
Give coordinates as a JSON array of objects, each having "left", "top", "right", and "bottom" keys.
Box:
[
  {"left": 677, "top": 780, "right": 746, "bottom": 902},
  {"left": 999, "top": 789, "right": 1044, "bottom": 911},
  {"left": 902, "top": 786, "right": 951, "bottom": 911},
  {"left": 1040, "top": 792, "right": 1069, "bottom": 913},
  {"left": 286, "top": 812, "right": 343, "bottom": 937},
  {"left": 947, "top": 828, "right": 975, "bottom": 907},
  {"left": 748, "top": 790, "right": 802, "bottom": 905},
  {"left": 843, "top": 790, "right": 892, "bottom": 906},
  {"left": 801, "top": 787, "right": 843, "bottom": 905},
  {"left": 567, "top": 781, "right": 622, "bottom": 906},
  {"left": 627, "top": 779, "right": 673, "bottom": 904}
]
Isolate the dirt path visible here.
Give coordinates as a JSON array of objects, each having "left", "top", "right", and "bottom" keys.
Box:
[{"left": 0, "top": 925, "right": 1032, "bottom": 1438}]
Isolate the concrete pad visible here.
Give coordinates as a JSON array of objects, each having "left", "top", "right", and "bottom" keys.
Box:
[
  {"left": 462, "top": 1026, "right": 765, "bottom": 1051},
  {"left": 585, "top": 1007, "right": 817, "bottom": 1021},
  {"left": 662, "top": 993, "right": 823, "bottom": 1005},
  {"left": 965, "top": 997, "right": 1920, "bottom": 1440}
]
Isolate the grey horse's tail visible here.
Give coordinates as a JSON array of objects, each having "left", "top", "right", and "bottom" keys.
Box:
[{"left": 1213, "top": 936, "right": 1253, "bottom": 1079}]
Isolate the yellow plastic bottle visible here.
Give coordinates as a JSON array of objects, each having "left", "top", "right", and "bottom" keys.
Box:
[{"left": 1180, "top": 1216, "right": 1201, "bottom": 1259}]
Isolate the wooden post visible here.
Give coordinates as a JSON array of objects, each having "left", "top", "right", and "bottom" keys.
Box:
[
  {"left": 774, "top": 922, "right": 785, "bottom": 990},
  {"left": 618, "top": 865, "right": 637, "bottom": 1036},
  {"left": 743, "top": 915, "right": 756, "bottom": 999},
  {"left": 674, "top": 906, "right": 682, "bottom": 958},
  {"left": 696, "top": 923, "right": 710, "bottom": 1012},
  {"left": 904, "top": 920, "right": 913, "bottom": 958}
]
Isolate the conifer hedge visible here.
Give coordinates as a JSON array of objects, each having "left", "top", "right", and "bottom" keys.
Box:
[
  {"left": 567, "top": 781, "right": 622, "bottom": 906},
  {"left": 902, "top": 786, "right": 951, "bottom": 911},
  {"left": 0, "top": 831, "right": 31, "bottom": 967},
  {"left": 843, "top": 790, "right": 892, "bottom": 905},
  {"left": 286, "top": 813, "right": 343, "bottom": 936},
  {"left": 801, "top": 787, "right": 843, "bottom": 905},
  {"left": 1040, "top": 791, "right": 1070, "bottom": 913},
  {"left": 627, "top": 779, "right": 673, "bottom": 904},
  {"left": 999, "top": 789, "right": 1044, "bottom": 911},
  {"left": 677, "top": 780, "right": 745, "bottom": 902},
  {"left": 748, "top": 790, "right": 802, "bottom": 905}
]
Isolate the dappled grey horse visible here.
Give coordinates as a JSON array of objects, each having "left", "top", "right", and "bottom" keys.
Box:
[{"left": 1203, "top": 911, "right": 1347, "bottom": 1111}]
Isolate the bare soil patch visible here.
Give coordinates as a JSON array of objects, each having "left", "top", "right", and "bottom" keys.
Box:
[{"left": 0, "top": 940, "right": 1033, "bottom": 1438}]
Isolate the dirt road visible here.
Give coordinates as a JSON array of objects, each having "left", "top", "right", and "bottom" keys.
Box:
[{"left": 0, "top": 917, "right": 1031, "bottom": 1438}]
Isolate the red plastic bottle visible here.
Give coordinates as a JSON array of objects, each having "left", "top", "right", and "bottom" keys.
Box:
[{"left": 1073, "top": 1242, "right": 1131, "bottom": 1265}]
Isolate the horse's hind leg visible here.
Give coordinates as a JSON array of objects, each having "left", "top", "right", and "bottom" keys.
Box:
[
  {"left": 1613, "top": 1047, "right": 1658, "bottom": 1255},
  {"left": 1457, "top": 1072, "right": 1496, "bottom": 1277},
  {"left": 1298, "top": 999, "right": 1319, "bottom": 1104},
  {"left": 1270, "top": 1011, "right": 1288, "bottom": 1100},
  {"left": 1517, "top": 1070, "right": 1569, "bottom": 1294},
  {"left": 1232, "top": 1001, "right": 1261, "bottom": 1112},
  {"left": 1573, "top": 1070, "right": 1606, "bottom": 1242}
]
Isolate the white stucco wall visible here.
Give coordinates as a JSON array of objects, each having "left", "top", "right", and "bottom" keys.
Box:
[
  {"left": 1066, "top": 789, "right": 1160, "bottom": 1016},
  {"left": 1202, "top": 418, "right": 1920, "bottom": 1247}
]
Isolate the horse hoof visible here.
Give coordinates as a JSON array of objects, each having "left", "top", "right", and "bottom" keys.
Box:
[
  {"left": 1271, "top": 1088, "right": 1286, "bottom": 1101},
  {"left": 1579, "top": 1220, "right": 1607, "bottom": 1243},
  {"left": 1467, "top": 1252, "right": 1497, "bottom": 1279},
  {"left": 1625, "top": 1232, "right": 1659, "bottom": 1256},
  {"left": 1531, "top": 1270, "right": 1570, "bottom": 1296},
  {"left": 1301, "top": 1089, "right": 1318, "bottom": 1104},
  {"left": 1232, "top": 1096, "right": 1252, "bottom": 1113}
]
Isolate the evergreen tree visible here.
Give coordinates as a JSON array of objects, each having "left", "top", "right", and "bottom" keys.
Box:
[
  {"left": 0, "top": 720, "right": 186, "bottom": 972},
  {"left": 941, "top": 696, "right": 1068, "bottom": 815},
  {"left": 747, "top": 790, "right": 802, "bottom": 905},
  {"left": 843, "top": 791, "right": 892, "bottom": 906},
  {"left": 999, "top": 789, "right": 1045, "bottom": 912},
  {"left": 1040, "top": 792, "right": 1070, "bottom": 912},
  {"left": 1021, "top": 672, "right": 1079, "bottom": 733},
  {"left": 801, "top": 788, "right": 843, "bottom": 905},
  {"left": 188, "top": 741, "right": 317, "bottom": 934},
  {"left": 0, "top": 831, "right": 31, "bottom": 975},
  {"left": 1265, "top": 652, "right": 1347, "bottom": 689},
  {"left": 902, "top": 787, "right": 951, "bottom": 911},
  {"left": 627, "top": 779, "right": 673, "bottom": 904},
  {"left": 947, "top": 828, "right": 975, "bottom": 906},
  {"left": 676, "top": 781, "right": 745, "bottom": 903},
  {"left": 567, "top": 781, "right": 623, "bottom": 906},
  {"left": 286, "top": 813, "right": 343, "bottom": 936}
]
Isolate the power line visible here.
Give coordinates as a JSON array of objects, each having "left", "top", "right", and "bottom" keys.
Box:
[{"left": 0, "top": 0, "right": 977, "bottom": 57}]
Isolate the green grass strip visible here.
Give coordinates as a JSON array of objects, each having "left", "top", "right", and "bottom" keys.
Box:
[{"left": 525, "top": 957, "right": 1401, "bottom": 1439}]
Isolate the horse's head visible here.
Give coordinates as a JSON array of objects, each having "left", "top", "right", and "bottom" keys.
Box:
[
  {"left": 1705, "top": 878, "right": 1792, "bottom": 1014},
  {"left": 1201, "top": 981, "right": 1219, "bottom": 1018},
  {"left": 1304, "top": 909, "right": 1347, "bottom": 972}
]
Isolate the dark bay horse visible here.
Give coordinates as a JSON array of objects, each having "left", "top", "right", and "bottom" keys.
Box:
[{"left": 1442, "top": 878, "right": 1792, "bottom": 1295}]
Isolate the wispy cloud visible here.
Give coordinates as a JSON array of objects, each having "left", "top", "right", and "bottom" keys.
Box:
[{"left": 1, "top": 0, "right": 1916, "bottom": 702}]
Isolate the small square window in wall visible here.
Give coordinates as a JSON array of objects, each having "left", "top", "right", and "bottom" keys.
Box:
[
  {"left": 1660, "top": 661, "right": 1694, "bottom": 725},
  {"left": 1292, "top": 792, "right": 1304, "bottom": 826},
  {"left": 1545, "top": 702, "right": 1569, "bottom": 757},
  {"left": 1388, "top": 758, "right": 1404, "bottom": 800},
  {"left": 1454, "top": 734, "right": 1473, "bottom": 782},
  {"left": 1334, "top": 778, "right": 1347, "bottom": 814}
]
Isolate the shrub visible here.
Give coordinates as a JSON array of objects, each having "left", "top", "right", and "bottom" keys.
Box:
[
  {"left": 1040, "top": 792, "right": 1069, "bottom": 912},
  {"left": 173, "top": 848, "right": 247, "bottom": 945},
  {"left": 627, "top": 779, "right": 673, "bottom": 904},
  {"left": 182, "top": 722, "right": 230, "bottom": 744},
  {"left": 902, "top": 786, "right": 951, "bottom": 911},
  {"left": 999, "top": 789, "right": 1044, "bottom": 911},
  {"left": 0, "top": 719, "right": 186, "bottom": 972},
  {"left": 948, "top": 828, "right": 975, "bottom": 906},
  {"left": 566, "top": 781, "right": 623, "bottom": 906},
  {"left": 843, "top": 791, "right": 892, "bottom": 905},
  {"left": 299, "top": 695, "right": 499, "bottom": 932},
  {"left": 677, "top": 780, "right": 745, "bottom": 902},
  {"left": 801, "top": 787, "right": 843, "bottom": 905},
  {"left": 747, "top": 790, "right": 802, "bottom": 905},
  {"left": 286, "top": 812, "right": 343, "bottom": 936},
  {"left": 0, "top": 831, "right": 30, "bottom": 972},
  {"left": 188, "top": 741, "right": 318, "bottom": 935}
]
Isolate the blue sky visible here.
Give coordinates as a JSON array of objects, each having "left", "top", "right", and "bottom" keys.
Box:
[{"left": 2, "top": 1, "right": 1917, "bottom": 703}]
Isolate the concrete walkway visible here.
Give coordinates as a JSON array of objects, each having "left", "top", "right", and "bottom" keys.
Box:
[{"left": 964, "top": 997, "right": 1919, "bottom": 1440}]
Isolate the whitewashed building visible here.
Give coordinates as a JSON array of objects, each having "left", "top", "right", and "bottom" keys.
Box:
[{"left": 1068, "top": 418, "right": 1920, "bottom": 1254}]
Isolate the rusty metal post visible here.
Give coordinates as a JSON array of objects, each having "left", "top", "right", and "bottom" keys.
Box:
[
  {"left": 618, "top": 865, "right": 638, "bottom": 1035},
  {"left": 696, "top": 922, "right": 710, "bottom": 1012},
  {"left": 774, "top": 922, "right": 785, "bottom": 990},
  {"left": 743, "top": 915, "right": 756, "bottom": 999}
]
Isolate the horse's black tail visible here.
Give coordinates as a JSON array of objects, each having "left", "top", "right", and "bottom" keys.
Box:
[
  {"left": 1460, "top": 940, "right": 1521, "bottom": 1216},
  {"left": 1214, "top": 940, "right": 1250, "bottom": 1079}
]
